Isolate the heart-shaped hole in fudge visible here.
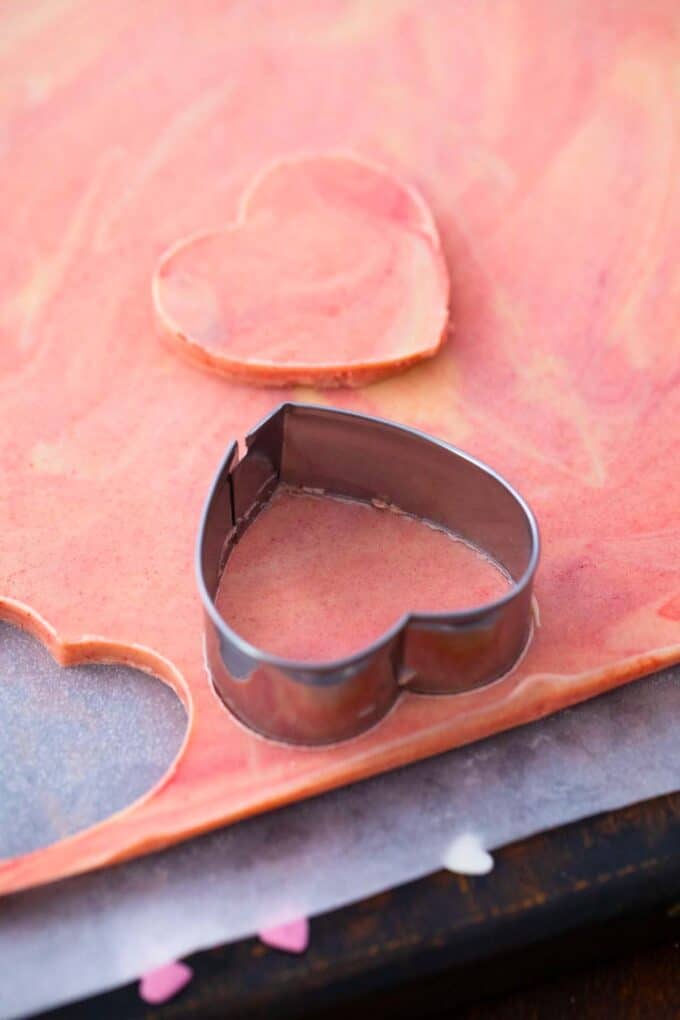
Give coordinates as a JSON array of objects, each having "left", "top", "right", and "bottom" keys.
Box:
[
  {"left": 0, "top": 620, "right": 186, "bottom": 858},
  {"left": 152, "top": 153, "right": 449, "bottom": 387}
]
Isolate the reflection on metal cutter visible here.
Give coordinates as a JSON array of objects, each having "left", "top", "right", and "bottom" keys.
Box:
[{"left": 197, "top": 403, "right": 540, "bottom": 745}]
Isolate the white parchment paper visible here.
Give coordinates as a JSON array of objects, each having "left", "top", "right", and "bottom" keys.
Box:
[{"left": 0, "top": 622, "right": 678, "bottom": 1019}]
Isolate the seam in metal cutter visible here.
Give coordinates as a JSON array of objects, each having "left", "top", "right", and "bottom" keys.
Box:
[{"left": 197, "top": 403, "right": 540, "bottom": 745}]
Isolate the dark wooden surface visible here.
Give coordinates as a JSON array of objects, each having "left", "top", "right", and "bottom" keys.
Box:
[{"left": 41, "top": 790, "right": 680, "bottom": 1020}]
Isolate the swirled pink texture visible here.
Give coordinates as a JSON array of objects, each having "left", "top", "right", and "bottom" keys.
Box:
[
  {"left": 217, "top": 490, "right": 508, "bottom": 661},
  {"left": 0, "top": 0, "right": 678, "bottom": 896},
  {"left": 154, "top": 155, "right": 449, "bottom": 386}
]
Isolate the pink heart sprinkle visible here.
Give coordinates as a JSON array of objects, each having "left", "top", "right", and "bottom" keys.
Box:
[
  {"left": 258, "top": 917, "right": 309, "bottom": 954},
  {"left": 139, "top": 960, "right": 193, "bottom": 1004}
]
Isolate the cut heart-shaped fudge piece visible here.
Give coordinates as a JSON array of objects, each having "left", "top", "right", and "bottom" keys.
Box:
[{"left": 153, "top": 153, "right": 449, "bottom": 387}]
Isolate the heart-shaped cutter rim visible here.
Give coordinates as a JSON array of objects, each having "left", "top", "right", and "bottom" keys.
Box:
[{"left": 197, "top": 402, "right": 540, "bottom": 745}]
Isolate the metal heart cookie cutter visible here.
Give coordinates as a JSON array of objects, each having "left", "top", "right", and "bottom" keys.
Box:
[{"left": 197, "top": 403, "right": 540, "bottom": 745}]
